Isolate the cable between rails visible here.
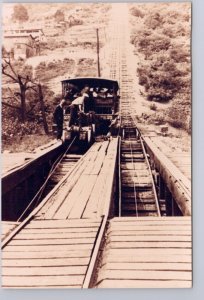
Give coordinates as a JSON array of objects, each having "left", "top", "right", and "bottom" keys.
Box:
[
  {"left": 17, "top": 137, "right": 77, "bottom": 222},
  {"left": 127, "top": 127, "right": 139, "bottom": 217}
]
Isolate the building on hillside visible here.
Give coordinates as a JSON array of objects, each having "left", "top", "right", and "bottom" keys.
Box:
[
  {"left": 3, "top": 27, "right": 46, "bottom": 60},
  {"left": 43, "top": 21, "right": 68, "bottom": 36}
]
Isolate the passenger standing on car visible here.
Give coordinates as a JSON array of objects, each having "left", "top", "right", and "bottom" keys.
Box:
[
  {"left": 68, "top": 87, "right": 90, "bottom": 127},
  {"left": 53, "top": 99, "right": 66, "bottom": 140}
]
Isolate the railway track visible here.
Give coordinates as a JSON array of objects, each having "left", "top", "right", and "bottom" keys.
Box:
[
  {"left": 41, "top": 153, "right": 82, "bottom": 197},
  {"left": 111, "top": 6, "right": 162, "bottom": 217},
  {"left": 2, "top": 138, "right": 119, "bottom": 288},
  {"left": 119, "top": 124, "right": 162, "bottom": 217},
  {"left": 14, "top": 138, "right": 84, "bottom": 222}
]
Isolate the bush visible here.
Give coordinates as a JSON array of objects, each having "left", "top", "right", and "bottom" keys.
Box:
[
  {"left": 35, "top": 58, "right": 75, "bottom": 83},
  {"left": 40, "top": 39, "right": 68, "bottom": 52},
  {"left": 144, "top": 12, "right": 164, "bottom": 30},
  {"left": 150, "top": 103, "right": 157, "bottom": 111},
  {"left": 168, "top": 119, "right": 183, "bottom": 129},
  {"left": 138, "top": 65, "right": 180, "bottom": 102},
  {"left": 138, "top": 75, "right": 148, "bottom": 86},
  {"left": 130, "top": 7, "right": 144, "bottom": 18},
  {"left": 130, "top": 2, "right": 191, "bottom": 125},
  {"left": 12, "top": 4, "right": 29, "bottom": 22},
  {"left": 166, "top": 99, "right": 191, "bottom": 131},
  {"left": 138, "top": 35, "right": 171, "bottom": 53},
  {"left": 170, "top": 48, "right": 189, "bottom": 63},
  {"left": 148, "top": 113, "right": 165, "bottom": 125},
  {"left": 162, "top": 27, "right": 176, "bottom": 38}
]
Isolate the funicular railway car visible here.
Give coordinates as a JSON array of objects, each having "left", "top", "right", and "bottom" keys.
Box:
[{"left": 61, "top": 77, "right": 120, "bottom": 144}]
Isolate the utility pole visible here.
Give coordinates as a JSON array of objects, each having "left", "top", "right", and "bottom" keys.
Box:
[
  {"left": 38, "top": 83, "right": 49, "bottom": 134},
  {"left": 96, "top": 28, "right": 101, "bottom": 77}
]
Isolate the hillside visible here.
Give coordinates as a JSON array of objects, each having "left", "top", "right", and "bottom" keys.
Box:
[
  {"left": 2, "top": 3, "right": 111, "bottom": 151},
  {"left": 2, "top": 3, "right": 191, "bottom": 153},
  {"left": 129, "top": 3, "right": 191, "bottom": 133}
]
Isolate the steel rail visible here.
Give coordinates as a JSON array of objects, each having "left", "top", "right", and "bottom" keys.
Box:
[
  {"left": 127, "top": 129, "right": 138, "bottom": 217},
  {"left": 140, "top": 136, "right": 161, "bottom": 217}
]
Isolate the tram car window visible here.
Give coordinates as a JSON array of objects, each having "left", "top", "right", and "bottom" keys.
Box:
[{"left": 61, "top": 77, "right": 120, "bottom": 144}]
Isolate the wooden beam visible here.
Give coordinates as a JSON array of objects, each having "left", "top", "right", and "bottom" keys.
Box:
[{"left": 143, "top": 137, "right": 191, "bottom": 216}]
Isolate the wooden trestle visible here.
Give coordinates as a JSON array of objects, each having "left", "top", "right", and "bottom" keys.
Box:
[
  {"left": 1, "top": 222, "right": 20, "bottom": 241},
  {"left": 1, "top": 3, "right": 192, "bottom": 289},
  {"left": 1, "top": 138, "right": 118, "bottom": 288},
  {"left": 95, "top": 216, "right": 192, "bottom": 288}
]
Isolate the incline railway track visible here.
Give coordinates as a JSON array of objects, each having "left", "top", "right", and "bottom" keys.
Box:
[
  {"left": 40, "top": 150, "right": 83, "bottom": 200},
  {"left": 2, "top": 138, "right": 119, "bottom": 288},
  {"left": 119, "top": 123, "right": 162, "bottom": 217},
  {"left": 113, "top": 6, "right": 161, "bottom": 217},
  {"left": 43, "top": 154, "right": 82, "bottom": 192},
  {"left": 14, "top": 137, "right": 83, "bottom": 222},
  {"left": 1, "top": 4, "right": 191, "bottom": 289},
  {"left": 90, "top": 5, "right": 191, "bottom": 289}
]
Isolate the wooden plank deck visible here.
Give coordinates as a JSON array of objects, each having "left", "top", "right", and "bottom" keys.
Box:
[
  {"left": 145, "top": 136, "right": 191, "bottom": 186},
  {"left": 2, "top": 140, "right": 61, "bottom": 177},
  {"left": 1, "top": 221, "right": 20, "bottom": 241},
  {"left": 149, "top": 137, "right": 191, "bottom": 181},
  {"left": 2, "top": 138, "right": 119, "bottom": 289},
  {"left": 95, "top": 216, "right": 192, "bottom": 288},
  {"left": 36, "top": 139, "right": 118, "bottom": 220},
  {"left": 2, "top": 219, "right": 102, "bottom": 288},
  {"left": 143, "top": 136, "right": 191, "bottom": 216}
]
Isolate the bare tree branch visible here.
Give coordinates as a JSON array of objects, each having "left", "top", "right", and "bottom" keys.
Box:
[
  {"left": 2, "top": 101, "right": 21, "bottom": 110},
  {"left": 27, "top": 103, "right": 38, "bottom": 114},
  {"left": 29, "top": 86, "right": 38, "bottom": 93},
  {"left": 25, "top": 75, "right": 31, "bottom": 85},
  {"left": 2, "top": 66, "right": 18, "bottom": 83},
  {"left": 3, "top": 57, "right": 19, "bottom": 79},
  {"left": 3, "top": 58, "right": 10, "bottom": 65},
  {"left": 8, "top": 59, "right": 19, "bottom": 78},
  {"left": 2, "top": 58, "right": 46, "bottom": 123}
]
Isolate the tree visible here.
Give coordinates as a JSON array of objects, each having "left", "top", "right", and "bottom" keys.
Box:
[
  {"left": 12, "top": 4, "right": 29, "bottom": 22},
  {"left": 30, "top": 83, "right": 49, "bottom": 134},
  {"left": 130, "top": 7, "right": 144, "bottom": 18},
  {"left": 2, "top": 58, "right": 33, "bottom": 121},
  {"left": 2, "top": 57, "right": 49, "bottom": 134}
]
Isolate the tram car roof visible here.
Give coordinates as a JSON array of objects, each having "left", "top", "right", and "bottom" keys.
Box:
[{"left": 61, "top": 77, "right": 119, "bottom": 91}]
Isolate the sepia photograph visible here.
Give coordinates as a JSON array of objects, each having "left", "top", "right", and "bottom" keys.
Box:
[{"left": 1, "top": 2, "right": 191, "bottom": 289}]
